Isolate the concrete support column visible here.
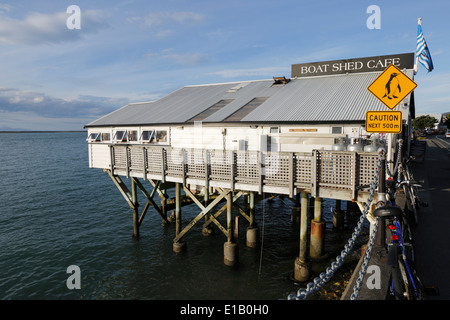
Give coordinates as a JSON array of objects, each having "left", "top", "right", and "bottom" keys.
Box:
[
  {"left": 294, "top": 192, "right": 310, "bottom": 282},
  {"left": 246, "top": 227, "right": 258, "bottom": 248},
  {"left": 224, "top": 242, "right": 238, "bottom": 267},
  {"left": 310, "top": 197, "right": 324, "bottom": 259}
]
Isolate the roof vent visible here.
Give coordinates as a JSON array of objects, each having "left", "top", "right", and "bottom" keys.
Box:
[{"left": 272, "top": 76, "right": 290, "bottom": 85}]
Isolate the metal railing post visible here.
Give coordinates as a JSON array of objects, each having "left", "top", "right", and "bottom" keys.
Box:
[{"left": 375, "top": 149, "right": 386, "bottom": 248}]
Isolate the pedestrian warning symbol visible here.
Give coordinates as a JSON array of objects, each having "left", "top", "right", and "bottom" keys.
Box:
[{"left": 367, "top": 64, "right": 417, "bottom": 110}]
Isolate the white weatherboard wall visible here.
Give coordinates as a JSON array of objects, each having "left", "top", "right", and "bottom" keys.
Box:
[
  {"left": 89, "top": 143, "right": 110, "bottom": 169},
  {"left": 170, "top": 125, "right": 267, "bottom": 151},
  {"left": 86, "top": 122, "right": 378, "bottom": 169},
  {"left": 171, "top": 123, "right": 368, "bottom": 153}
]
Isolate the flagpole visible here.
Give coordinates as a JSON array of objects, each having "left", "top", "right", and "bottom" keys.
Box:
[{"left": 413, "top": 18, "right": 421, "bottom": 75}]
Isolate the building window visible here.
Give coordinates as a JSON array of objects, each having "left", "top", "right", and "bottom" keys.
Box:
[
  {"left": 155, "top": 130, "right": 167, "bottom": 143},
  {"left": 87, "top": 132, "right": 111, "bottom": 142},
  {"left": 128, "top": 130, "right": 138, "bottom": 142},
  {"left": 332, "top": 127, "right": 342, "bottom": 134},
  {"left": 87, "top": 132, "right": 100, "bottom": 142},
  {"left": 270, "top": 127, "right": 279, "bottom": 133},
  {"left": 101, "top": 133, "right": 111, "bottom": 141},
  {"left": 140, "top": 129, "right": 168, "bottom": 144},
  {"left": 141, "top": 130, "right": 154, "bottom": 143},
  {"left": 113, "top": 130, "right": 127, "bottom": 142}
]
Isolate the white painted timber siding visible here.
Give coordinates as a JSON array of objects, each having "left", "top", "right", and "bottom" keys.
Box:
[
  {"left": 170, "top": 126, "right": 269, "bottom": 151},
  {"left": 87, "top": 122, "right": 381, "bottom": 170},
  {"left": 170, "top": 124, "right": 366, "bottom": 153},
  {"left": 89, "top": 143, "right": 111, "bottom": 169},
  {"left": 88, "top": 123, "right": 380, "bottom": 169}
]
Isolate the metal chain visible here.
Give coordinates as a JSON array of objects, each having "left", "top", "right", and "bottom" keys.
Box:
[
  {"left": 386, "top": 139, "right": 402, "bottom": 178},
  {"left": 287, "top": 152, "right": 382, "bottom": 300},
  {"left": 350, "top": 216, "right": 379, "bottom": 300}
]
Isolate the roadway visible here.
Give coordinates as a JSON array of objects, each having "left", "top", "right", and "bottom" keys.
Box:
[{"left": 410, "top": 135, "right": 450, "bottom": 300}]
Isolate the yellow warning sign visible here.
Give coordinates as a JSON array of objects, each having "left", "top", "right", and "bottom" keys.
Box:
[
  {"left": 367, "top": 64, "right": 417, "bottom": 110},
  {"left": 366, "top": 111, "right": 403, "bottom": 133}
]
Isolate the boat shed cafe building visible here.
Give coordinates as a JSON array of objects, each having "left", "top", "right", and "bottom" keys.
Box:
[
  {"left": 81, "top": 51, "right": 419, "bottom": 282},
  {"left": 85, "top": 53, "right": 415, "bottom": 170},
  {"left": 84, "top": 53, "right": 416, "bottom": 255}
]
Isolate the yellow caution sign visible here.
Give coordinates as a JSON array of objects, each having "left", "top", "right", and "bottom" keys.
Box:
[
  {"left": 366, "top": 111, "right": 403, "bottom": 133},
  {"left": 367, "top": 64, "right": 417, "bottom": 110}
]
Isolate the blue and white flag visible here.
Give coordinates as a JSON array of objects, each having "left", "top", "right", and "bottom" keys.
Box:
[{"left": 416, "top": 19, "right": 433, "bottom": 72}]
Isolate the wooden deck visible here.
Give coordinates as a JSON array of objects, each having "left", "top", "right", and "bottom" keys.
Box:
[{"left": 90, "top": 144, "right": 381, "bottom": 202}]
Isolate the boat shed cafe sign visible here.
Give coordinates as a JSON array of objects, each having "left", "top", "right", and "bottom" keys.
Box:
[{"left": 291, "top": 53, "right": 414, "bottom": 78}]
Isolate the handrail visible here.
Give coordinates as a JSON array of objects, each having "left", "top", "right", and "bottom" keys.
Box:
[{"left": 101, "top": 144, "right": 380, "bottom": 200}]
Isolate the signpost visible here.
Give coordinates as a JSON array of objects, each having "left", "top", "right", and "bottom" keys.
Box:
[
  {"left": 367, "top": 64, "right": 417, "bottom": 111},
  {"left": 366, "top": 64, "right": 417, "bottom": 133}
]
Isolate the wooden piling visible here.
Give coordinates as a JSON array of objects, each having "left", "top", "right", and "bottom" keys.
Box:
[
  {"left": 294, "top": 191, "right": 310, "bottom": 282},
  {"left": 310, "top": 197, "right": 324, "bottom": 259},
  {"left": 131, "top": 177, "right": 139, "bottom": 238},
  {"left": 173, "top": 182, "right": 185, "bottom": 252},
  {"left": 175, "top": 183, "right": 182, "bottom": 236},
  {"left": 299, "top": 192, "right": 308, "bottom": 261},
  {"left": 249, "top": 191, "right": 255, "bottom": 227},
  {"left": 346, "top": 200, "right": 359, "bottom": 224},
  {"left": 333, "top": 199, "right": 345, "bottom": 228},
  {"left": 291, "top": 193, "right": 301, "bottom": 225},
  {"left": 224, "top": 190, "right": 238, "bottom": 266}
]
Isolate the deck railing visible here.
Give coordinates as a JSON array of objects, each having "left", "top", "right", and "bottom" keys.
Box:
[{"left": 106, "top": 144, "right": 380, "bottom": 201}]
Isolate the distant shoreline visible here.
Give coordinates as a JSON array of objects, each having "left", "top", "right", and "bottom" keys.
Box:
[{"left": 0, "top": 130, "right": 86, "bottom": 133}]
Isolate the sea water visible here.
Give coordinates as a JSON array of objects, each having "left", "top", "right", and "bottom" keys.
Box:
[{"left": 0, "top": 132, "right": 366, "bottom": 300}]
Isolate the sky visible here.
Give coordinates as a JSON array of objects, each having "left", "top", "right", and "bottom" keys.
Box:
[{"left": 0, "top": 0, "right": 449, "bottom": 131}]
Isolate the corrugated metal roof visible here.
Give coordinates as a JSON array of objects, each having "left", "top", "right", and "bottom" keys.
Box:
[{"left": 85, "top": 70, "right": 414, "bottom": 127}]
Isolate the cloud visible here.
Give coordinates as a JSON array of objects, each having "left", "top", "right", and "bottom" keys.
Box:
[
  {"left": 291, "top": 46, "right": 351, "bottom": 64},
  {"left": 0, "top": 9, "right": 108, "bottom": 45},
  {"left": 128, "top": 11, "right": 205, "bottom": 39},
  {"left": 208, "top": 66, "right": 290, "bottom": 78},
  {"left": 0, "top": 88, "right": 128, "bottom": 119},
  {"left": 129, "top": 11, "right": 204, "bottom": 28},
  {"left": 0, "top": 3, "right": 12, "bottom": 14},
  {"left": 145, "top": 49, "right": 211, "bottom": 66}
]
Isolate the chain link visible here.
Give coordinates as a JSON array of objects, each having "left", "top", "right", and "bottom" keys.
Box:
[
  {"left": 287, "top": 151, "right": 383, "bottom": 300},
  {"left": 350, "top": 216, "right": 379, "bottom": 300},
  {"left": 386, "top": 139, "right": 402, "bottom": 178}
]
